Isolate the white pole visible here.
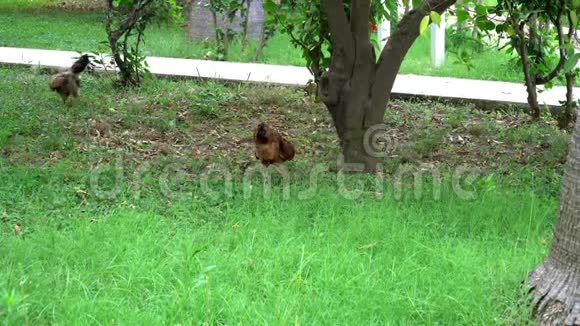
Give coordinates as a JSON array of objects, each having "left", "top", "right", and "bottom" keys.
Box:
[
  {"left": 430, "top": 13, "right": 446, "bottom": 68},
  {"left": 378, "top": 20, "right": 390, "bottom": 51}
]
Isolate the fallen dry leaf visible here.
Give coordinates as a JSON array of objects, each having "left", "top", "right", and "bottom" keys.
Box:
[{"left": 357, "top": 242, "right": 380, "bottom": 250}]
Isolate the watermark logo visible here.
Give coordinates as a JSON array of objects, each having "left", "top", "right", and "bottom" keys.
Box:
[
  {"left": 86, "top": 124, "right": 484, "bottom": 203},
  {"left": 364, "top": 124, "right": 395, "bottom": 158}
]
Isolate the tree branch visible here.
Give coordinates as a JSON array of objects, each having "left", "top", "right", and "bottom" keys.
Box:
[
  {"left": 321, "top": 0, "right": 354, "bottom": 67},
  {"left": 516, "top": 21, "right": 541, "bottom": 119},
  {"left": 105, "top": 0, "right": 114, "bottom": 35},
  {"left": 111, "top": 0, "right": 153, "bottom": 39},
  {"left": 366, "top": 0, "right": 455, "bottom": 127},
  {"left": 536, "top": 11, "right": 573, "bottom": 85}
]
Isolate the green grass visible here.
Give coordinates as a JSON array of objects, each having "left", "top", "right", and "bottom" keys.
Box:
[
  {"left": 0, "top": 164, "right": 556, "bottom": 324},
  {"left": 0, "top": 8, "right": 524, "bottom": 82},
  {"left": 401, "top": 30, "right": 522, "bottom": 83},
  {"left": 0, "top": 64, "right": 568, "bottom": 324},
  {"left": 0, "top": 0, "right": 51, "bottom": 9},
  {"left": 0, "top": 0, "right": 101, "bottom": 10},
  {"left": 0, "top": 3, "right": 568, "bottom": 323},
  {"left": 0, "top": 9, "right": 306, "bottom": 66}
]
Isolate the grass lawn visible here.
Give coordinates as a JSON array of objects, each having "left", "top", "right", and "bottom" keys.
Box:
[
  {"left": 0, "top": 64, "right": 570, "bottom": 323},
  {"left": 0, "top": 7, "right": 525, "bottom": 83},
  {"left": 402, "top": 30, "right": 522, "bottom": 82}
]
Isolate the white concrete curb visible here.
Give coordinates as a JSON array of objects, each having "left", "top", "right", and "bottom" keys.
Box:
[{"left": 0, "top": 46, "right": 576, "bottom": 108}]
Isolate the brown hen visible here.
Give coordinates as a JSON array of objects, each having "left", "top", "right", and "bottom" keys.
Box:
[
  {"left": 49, "top": 54, "right": 91, "bottom": 104},
  {"left": 254, "top": 122, "right": 295, "bottom": 166}
]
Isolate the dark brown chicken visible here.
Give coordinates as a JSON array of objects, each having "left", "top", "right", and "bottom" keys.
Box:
[
  {"left": 70, "top": 54, "right": 90, "bottom": 74},
  {"left": 49, "top": 54, "right": 91, "bottom": 104},
  {"left": 254, "top": 122, "right": 295, "bottom": 166}
]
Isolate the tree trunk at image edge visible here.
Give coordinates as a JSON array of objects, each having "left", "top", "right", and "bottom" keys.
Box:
[
  {"left": 528, "top": 109, "right": 580, "bottom": 325},
  {"left": 319, "top": 0, "right": 455, "bottom": 172}
]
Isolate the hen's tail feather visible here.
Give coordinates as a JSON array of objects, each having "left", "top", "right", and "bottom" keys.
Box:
[
  {"left": 279, "top": 138, "right": 295, "bottom": 162},
  {"left": 70, "top": 54, "right": 90, "bottom": 74}
]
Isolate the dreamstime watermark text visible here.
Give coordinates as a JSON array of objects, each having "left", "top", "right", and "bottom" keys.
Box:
[{"left": 86, "top": 124, "right": 482, "bottom": 202}]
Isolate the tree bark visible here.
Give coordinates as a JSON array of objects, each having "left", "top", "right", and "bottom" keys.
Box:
[
  {"left": 528, "top": 111, "right": 580, "bottom": 325},
  {"left": 535, "top": 12, "right": 568, "bottom": 86},
  {"left": 319, "top": 0, "right": 455, "bottom": 172},
  {"left": 253, "top": 25, "right": 269, "bottom": 62},
  {"left": 222, "top": 14, "right": 232, "bottom": 57},
  {"left": 241, "top": 0, "right": 250, "bottom": 52},
  {"left": 557, "top": 13, "right": 577, "bottom": 130},
  {"left": 513, "top": 9, "right": 574, "bottom": 123},
  {"left": 515, "top": 22, "right": 541, "bottom": 121},
  {"left": 558, "top": 72, "right": 577, "bottom": 129},
  {"left": 212, "top": 10, "right": 220, "bottom": 55}
]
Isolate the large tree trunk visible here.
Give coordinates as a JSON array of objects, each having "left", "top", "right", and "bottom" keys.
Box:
[
  {"left": 319, "top": 0, "right": 455, "bottom": 172},
  {"left": 527, "top": 110, "right": 580, "bottom": 325}
]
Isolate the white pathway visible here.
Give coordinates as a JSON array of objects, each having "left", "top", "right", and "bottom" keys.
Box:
[{"left": 0, "top": 46, "right": 577, "bottom": 108}]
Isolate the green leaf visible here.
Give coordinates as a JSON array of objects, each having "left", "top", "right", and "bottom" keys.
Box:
[
  {"left": 370, "top": 37, "right": 380, "bottom": 51},
  {"left": 456, "top": 10, "right": 469, "bottom": 23},
  {"left": 277, "top": 13, "right": 287, "bottom": 23},
  {"left": 475, "top": 4, "right": 487, "bottom": 15},
  {"left": 420, "top": 15, "right": 430, "bottom": 37},
  {"left": 563, "top": 53, "right": 580, "bottom": 73},
  {"left": 263, "top": 0, "right": 277, "bottom": 13},
  {"left": 506, "top": 25, "right": 514, "bottom": 36},
  {"left": 571, "top": 10, "right": 578, "bottom": 28},
  {"left": 430, "top": 11, "right": 441, "bottom": 25},
  {"left": 563, "top": 44, "right": 575, "bottom": 57},
  {"left": 475, "top": 17, "right": 495, "bottom": 31}
]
